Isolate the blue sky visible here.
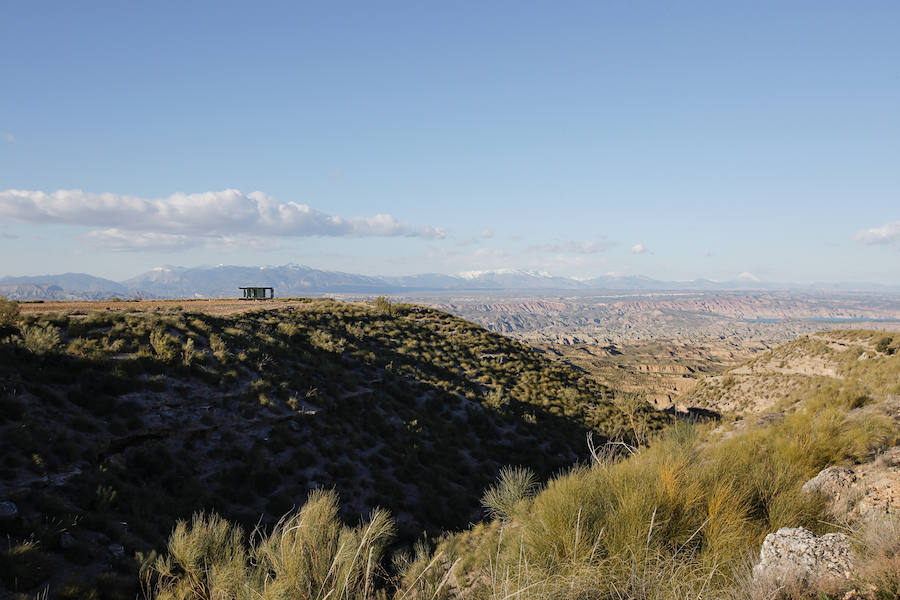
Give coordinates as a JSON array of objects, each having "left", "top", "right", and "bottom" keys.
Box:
[{"left": 1, "top": 1, "right": 898, "bottom": 283}]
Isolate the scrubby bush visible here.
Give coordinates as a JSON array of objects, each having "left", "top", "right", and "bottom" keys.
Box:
[
  {"left": 181, "top": 338, "right": 199, "bottom": 366},
  {"left": 208, "top": 333, "right": 228, "bottom": 364},
  {"left": 0, "top": 295, "right": 19, "bottom": 326},
  {"left": 21, "top": 323, "right": 63, "bottom": 355},
  {"left": 373, "top": 296, "right": 393, "bottom": 316},
  {"left": 310, "top": 329, "right": 347, "bottom": 354},
  {"left": 277, "top": 321, "right": 301, "bottom": 337},
  {"left": 67, "top": 336, "right": 111, "bottom": 360},
  {"left": 875, "top": 335, "right": 894, "bottom": 355},
  {"left": 150, "top": 329, "right": 179, "bottom": 362}
]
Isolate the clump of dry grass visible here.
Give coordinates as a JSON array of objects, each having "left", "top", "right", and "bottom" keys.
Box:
[
  {"left": 851, "top": 516, "right": 900, "bottom": 598},
  {"left": 481, "top": 467, "right": 539, "bottom": 522},
  {"left": 400, "top": 386, "right": 898, "bottom": 600},
  {"left": 21, "top": 323, "right": 62, "bottom": 355},
  {"left": 151, "top": 490, "right": 396, "bottom": 600}
]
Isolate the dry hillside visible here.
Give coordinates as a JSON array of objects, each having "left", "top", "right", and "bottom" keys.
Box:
[{"left": 681, "top": 330, "right": 900, "bottom": 415}]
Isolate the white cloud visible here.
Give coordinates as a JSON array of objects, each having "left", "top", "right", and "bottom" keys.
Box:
[
  {"left": 473, "top": 247, "right": 509, "bottom": 259},
  {"left": 84, "top": 229, "right": 201, "bottom": 252},
  {"left": 1, "top": 132, "right": 14, "bottom": 143},
  {"left": 529, "top": 239, "right": 615, "bottom": 254},
  {"left": 541, "top": 254, "right": 607, "bottom": 266},
  {"left": 457, "top": 229, "right": 497, "bottom": 246},
  {"left": 855, "top": 221, "right": 900, "bottom": 245},
  {"left": 0, "top": 189, "right": 446, "bottom": 250},
  {"left": 208, "top": 236, "right": 284, "bottom": 252},
  {"left": 630, "top": 243, "right": 647, "bottom": 254},
  {"left": 737, "top": 271, "right": 761, "bottom": 282}
]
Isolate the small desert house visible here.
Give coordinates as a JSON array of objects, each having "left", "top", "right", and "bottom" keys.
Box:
[{"left": 239, "top": 286, "right": 274, "bottom": 300}]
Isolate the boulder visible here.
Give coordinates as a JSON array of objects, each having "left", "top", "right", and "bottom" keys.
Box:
[
  {"left": 752, "top": 527, "right": 853, "bottom": 592},
  {"left": 802, "top": 448, "right": 900, "bottom": 520},
  {"left": 802, "top": 466, "right": 857, "bottom": 499}
]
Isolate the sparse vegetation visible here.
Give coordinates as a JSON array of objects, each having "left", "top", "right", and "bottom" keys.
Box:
[
  {"left": 0, "top": 300, "right": 664, "bottom": 598},
  {"left": 147, "top": 375, "right": 899, "bottom": 600},
  {"left": 395, "top": 380, "right": 898, "bottom": 600},
  {"left": 2, "top": 305, "right": 897, "bottom": 599},
  {"left": 683, "top": 330, "right": 900, "bottom": 414}
]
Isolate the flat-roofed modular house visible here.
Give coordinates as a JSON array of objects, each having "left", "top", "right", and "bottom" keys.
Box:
[{"left": 239, "top": 286, "right": 274, "bottom": 300}]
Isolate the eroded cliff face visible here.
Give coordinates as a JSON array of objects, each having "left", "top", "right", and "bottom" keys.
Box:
[{"left": 428, "top": 292, "right": 900, "bottom": 346}]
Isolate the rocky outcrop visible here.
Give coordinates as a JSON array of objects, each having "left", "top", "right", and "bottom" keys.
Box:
[
  {"left": 752, "top": 527, "right": 854, "bottom": 592},
  {"left": 802, "top": 448, "right": 900, "bottom": 520},
  {"left": 802, "top": 466, "right": 858, "bottom": 501}
]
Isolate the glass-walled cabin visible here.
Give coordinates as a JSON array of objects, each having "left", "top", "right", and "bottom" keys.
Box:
[{"left": 239, "top": 287, "right": 274, "bottom": 300}]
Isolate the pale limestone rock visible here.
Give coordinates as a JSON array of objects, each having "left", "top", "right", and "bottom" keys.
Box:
[{"left": 752, "top": 527, "right": 853, "bottom": 591}]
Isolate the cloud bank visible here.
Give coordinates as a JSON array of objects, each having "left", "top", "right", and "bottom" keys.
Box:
[
  {"left": 856, "top": 221, "right": 900, "bottom": 246},
  {"left": 529, "top": 239, "right": 615, "bottom": 254},
  {"left": 0, "top": 189, "right": 445, "bottom": 251}
]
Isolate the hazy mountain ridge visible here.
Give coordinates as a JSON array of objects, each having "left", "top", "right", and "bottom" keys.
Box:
[{"left": 2, "top": 265, "right": 899, "bottom": 300}]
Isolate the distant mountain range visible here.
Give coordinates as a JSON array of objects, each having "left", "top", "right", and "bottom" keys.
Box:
[{"left": 0, "top": 265, "right": 898, "bottom": 300}]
